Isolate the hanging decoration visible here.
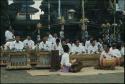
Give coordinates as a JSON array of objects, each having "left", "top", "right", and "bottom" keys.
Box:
[{"left": 59, "top": 16, "right": 65, "bottom": 25}]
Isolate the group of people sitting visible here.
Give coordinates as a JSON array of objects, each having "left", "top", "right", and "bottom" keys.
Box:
[{"left": 1, "top": 27, "right": 124, "bottom": 72}]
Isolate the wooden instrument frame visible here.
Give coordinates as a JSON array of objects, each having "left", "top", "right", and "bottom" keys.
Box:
[
  {"left": 70, "top": 54, "right": 100, "bottom": 67},
  {"left": 0, "top": 51, "right": 9, "bottom": 66},
  {"left": 6, "top": 51, "right": 31, "bottom": 70},
  {"left": 35, "top": 51, "right": 51, "bottom": 68}
]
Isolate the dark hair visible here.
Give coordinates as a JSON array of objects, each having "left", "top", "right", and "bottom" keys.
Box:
[
  {"left": 112, "top": 43, "right": 116, "bottom": 48},
  {"left": 116, "top": 43, "right": 121, "bottom": 50},
  {"left": 56, "top": 39, "right": 60, "bottom": 43},
  {"left": 90, "top": 39, "right": 94, "bottom": 44},
  {"left": 63, "top": 45, "right": 69, "bottom": 53}
]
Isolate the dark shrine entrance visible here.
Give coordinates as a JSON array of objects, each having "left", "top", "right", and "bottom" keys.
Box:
[{"left": 64, "top": 24, "right": 81, "bottom": 40}]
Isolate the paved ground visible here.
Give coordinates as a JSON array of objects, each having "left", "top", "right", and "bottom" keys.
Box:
[{"left": 0, "top": 67, "right": 124, "bottom": 83}]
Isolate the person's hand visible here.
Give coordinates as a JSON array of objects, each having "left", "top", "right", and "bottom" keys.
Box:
[{"left": 71, "top": 59, "right": 77, "bottom": 64}]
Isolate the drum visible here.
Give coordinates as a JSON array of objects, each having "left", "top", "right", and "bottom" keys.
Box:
[
  {"left": 101, "top": 58, "right": 116, "bottom": 69},
  {"left": 6, "top": 51, "right": 31, "bottom": 70},
  {"left": 35, "top": 51, "right": 51, "bottom": 68},
  {"left": 114, "top": 56, "right": 124, "bottom": 66}
]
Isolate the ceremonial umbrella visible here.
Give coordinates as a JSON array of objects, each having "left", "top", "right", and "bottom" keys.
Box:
[
  {"left": 9, "top": 3, "right": 22, "bottom": 11},
  {"left": 13, "top": 0, "right": 35, "bottom": 5},
  {"left": 20, "top": 5, "right": 39, "bottom": 14},
  {"left": 9, "top": 4, "right": 39, "bottom": 14}
]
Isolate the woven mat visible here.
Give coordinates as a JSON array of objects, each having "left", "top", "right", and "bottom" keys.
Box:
[{"left": 26, "top": 67, "right": 124, "bottom": 76}]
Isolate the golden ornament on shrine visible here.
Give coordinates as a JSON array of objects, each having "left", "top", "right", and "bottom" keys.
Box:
[
  {"left": 59, "top": 16, "right": 65, "bottom": 25},
  {"left": 37, "top": 23, "right": 42, "bottom": 29}
]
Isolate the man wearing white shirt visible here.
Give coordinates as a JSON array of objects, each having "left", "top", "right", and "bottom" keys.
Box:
[
  {"left": 5, "top": 26, "right": 15, "bottom": 42},
  {"left": 110, "top": 44, "right": 122, "bottom": 58},
  {"left": 9, "top": 36, "right": 24, "bottom": 51},
  {"left": 23, "top": 36, "right": 35, "bottom": 50},
  {"left": 53, "top": 33, "right": 58, "bottom": 41},
  {"left": 95, "top": 39, "right": 104, "bottom": 52},
  {"left": 39, "top": 36, "right": 52, "bottom": 51},
  {"left": 47, "top": 33, "right": 59, "bottom": 44},
  {"left": 87, "top": 40, "right": 99, "bottom": 54},
  {"left": 60, "top": 30, "right": 64, "bottom": 39},
  {"left": 85, "top": 37, "right": 93, "bottom": 52},
  {"left": 55, "top": 39, "right": 64, "bottom": 55},
  {"left": 68, "top": 41, "right": 75, "bottom": 54},
  {"left": 60, "top": 45, "right": 81, "bottom": 72},
  {"left": 85, "top": 39, "right": 90, "bottom": 50},
  {"left": 60, "top": 45, "right": 71, "bottom": 72},
  {"left": 47, "top": 32, "right": 54, "bottom": 44},
  {"left": 71, "top": 40, "right": 84, "bottom": 54},
  {"left": 98, "top": 39, "right": 104, "bottom": 52},
  {"left": 4, "top": 41, "right": 14, "bottom": 50},
  {"left": 95, "top": 39, "right": 99, "bottom": 47},
  {"left": 110, "top": 44, "right": 122, "bottom": 65},
  {"left": 81, "top": 43, "right": 86, "bottom": 53},
  {"left": 110, "top": 48, "right": 122, "bottom": 58}
]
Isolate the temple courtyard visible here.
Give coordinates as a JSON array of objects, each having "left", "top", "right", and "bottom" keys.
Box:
[{"left": 1, "top": 67, "right": 124, "bottom": 83}]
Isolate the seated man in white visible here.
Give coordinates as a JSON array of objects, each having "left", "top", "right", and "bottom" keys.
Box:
[
  {"left": 4, "top": 40, "right": 14, "bottom": 50},
  {"left": 94, "top": 39, "right": 104, "bottom": 52},
  {"left": 68, "top": 41, "right": 75, "bottom": 54},
  {"left": 23, "top": 36, "right": 35, "bottom": 50},
  {"left": 71, "top": 40, "right": 84, "bottom": 55},
  {"left": 85, "top": 37, "right": 93, "bottom": 53},
  {"left": 60, "top": 45, "right": 72, "bottom": 72},
  {"left": 9, "top": 36, "right": 24, "bottom": 51},
  {"left": 99, "top": 44, "right": 115, "bottom": 67},
  {"left": 81, "top": 43, "right": 86, "bottom": 53},
  {"left": 87, "top": 40, "right": 99, "bottom": 54},
  {"left": 53, "top": 39, "right": 64, "bottom": 56},
  {"left": 47, "top": 32, "right": 54, "bottom": 44},
  {"left": 66, "top": 39, "right": 71, "bottom": 47},
  {"left": 53, "top": 33, "right": 59, "bottom": 42},
  {"left": 47, "top": 33, "right": 60, "bottom": 50},
  {"left": 59, "top": 30, "right": 64, "bottom": 39},
  {"left": 110, "top": 44, "right": 122, "bottom": 65},
  {"left": 5, "top": 26, "right": 15, "bottom": 42},
  {"left": 39, "top": 36, "right": 52, "bottom": 51}
]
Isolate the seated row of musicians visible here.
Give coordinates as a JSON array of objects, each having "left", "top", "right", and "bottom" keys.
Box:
[
  {"left": 4, "top": 36, "right": 34, "bottom": 51},
  {"left": 3, "top": 34, "right": 124, "bottom": 56},
  {"left": 37, "top": 34, "right": 102, "bottom": 54},
  {"left": 1, "top": 34, "right": 124, "bottom": 71},
  {"left": 3, "top": 37, "right": 101, "bottom": 55}
]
